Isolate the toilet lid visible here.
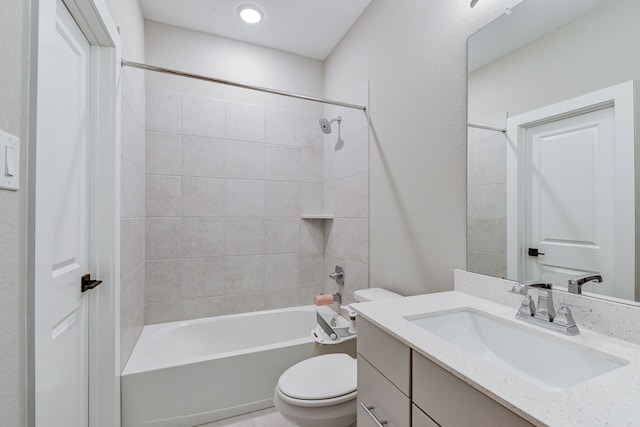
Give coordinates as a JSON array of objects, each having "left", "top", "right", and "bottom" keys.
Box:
[{"left": 278, "top": 354, "right": 357, "bottom": 400}]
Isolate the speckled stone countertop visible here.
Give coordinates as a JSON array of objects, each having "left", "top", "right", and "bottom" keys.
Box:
[{"left": 352, "top": 291, "right": 640, "bottom": 427}]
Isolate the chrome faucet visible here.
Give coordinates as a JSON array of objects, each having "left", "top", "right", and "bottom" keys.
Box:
[
  {"left": 510, "top": 282, "right": 555, "bottom": 321},
  {"left": 568, "top": 274, "right": 602, "bottom": 295},
  {"left": 329, "top": 266, "right": 345, "bottom": 286},
  {"left": 510, "top": 281, "right": 579, "bottom": 335}
]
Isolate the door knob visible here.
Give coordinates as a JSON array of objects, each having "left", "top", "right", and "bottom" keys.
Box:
[
  {"left": 528, "top": 248, "right": 545, "bottom": 257},
  {"left": 81, "top": 273, "right": 103, "bottom": 292}
]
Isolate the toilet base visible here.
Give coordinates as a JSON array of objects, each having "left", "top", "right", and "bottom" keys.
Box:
[{"left": 273, "top": 389, "right": 356, "bottom": 427}]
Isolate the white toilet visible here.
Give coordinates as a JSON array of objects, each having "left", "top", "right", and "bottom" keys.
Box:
[{"left": 273, "top": 288, "right": 402, "bottom": 427}]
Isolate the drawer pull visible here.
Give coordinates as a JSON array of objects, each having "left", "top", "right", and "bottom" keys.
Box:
[{"left": 360, "top": 402, "right": 388, "bottom": 426}]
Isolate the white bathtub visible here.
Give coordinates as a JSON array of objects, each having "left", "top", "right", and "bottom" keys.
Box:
[{"left": 121, "top": 305, "right": 355, "bottom": 427}]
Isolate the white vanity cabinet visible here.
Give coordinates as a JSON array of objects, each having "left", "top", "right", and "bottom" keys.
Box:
[
  {"left": 357, "top": 318, "right": 535, "bottom": 427},
  {"left": 357, "top": 318, "right": 410, "bottom": 426},
  {"left": 412, "top": 352, "right": 534, "bottom": 427}
]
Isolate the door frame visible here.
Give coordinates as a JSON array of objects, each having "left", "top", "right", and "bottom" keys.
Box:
[
  {"left": 506, "top": 81, "right": 637, "bottom": 296},
  {"left": 27, "top": 0, "right": 121, "bottom": 425}
]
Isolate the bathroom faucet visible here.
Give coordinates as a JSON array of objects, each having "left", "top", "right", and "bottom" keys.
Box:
[
  {"left": 509, "top": 281, "right": 579, "bottom": 335},
  {"left": 568, "top": 274, "right": 603, "bottom": 295},
  {"left": 510, "top": 282, "right": 555, "bottom": 321}
]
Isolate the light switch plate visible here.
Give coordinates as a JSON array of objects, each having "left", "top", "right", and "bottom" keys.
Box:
[{"left": 0, "top": 129, "right": 20, "bottom": 191}]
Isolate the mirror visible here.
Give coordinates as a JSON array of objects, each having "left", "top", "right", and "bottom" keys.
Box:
[{"left": 467, "top": 0, "right": 640, "bottom": 304}]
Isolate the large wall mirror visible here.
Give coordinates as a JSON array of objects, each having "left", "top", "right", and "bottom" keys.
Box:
[{"left": 467, "top": 0, "right": 640, "bottom": 304}]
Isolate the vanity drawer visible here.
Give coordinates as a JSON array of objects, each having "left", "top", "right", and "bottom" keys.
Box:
[
  {"left": 357, "top": 317, "right": 410, "bottom": 395},
  {"left": 412, "top": 351, "right": 534, "bottom": 427},
  {"left": 357, "top": 356, "right": 410, "bottom": 427},
  {"left": 412, "top": 404, "right": 440, "bottom": 427}
]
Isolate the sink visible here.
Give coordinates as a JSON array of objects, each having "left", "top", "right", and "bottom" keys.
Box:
[{"left": 406, "top": 309, "right": 627, "bottom": 392}]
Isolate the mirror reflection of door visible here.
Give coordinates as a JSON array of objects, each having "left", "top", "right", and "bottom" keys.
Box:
[
  {"left": 525, "top": 108, "right": 615, "bottom": 293},
  {"left": 506, "top": 82, "right": 636, "bottom": 301}
]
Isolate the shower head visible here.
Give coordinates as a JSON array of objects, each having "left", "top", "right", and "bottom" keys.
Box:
[
  {"left": 470, "top": 0, "right": 479, "bottom": 7},
  {"left": 319, "top": 116, "right": 342, "bottom": 134}
]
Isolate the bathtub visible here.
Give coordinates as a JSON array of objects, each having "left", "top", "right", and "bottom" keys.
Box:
[{"left": 121, "top": 305, "right": 355, "bottom": 427}]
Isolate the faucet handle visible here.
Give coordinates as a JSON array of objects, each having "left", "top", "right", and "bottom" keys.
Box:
[
  {"left": 329, "top": 266, "right": 345, "bottom": 286},
  {"left": 517, "top": 294, "right": 536, "bottom": 317},
  {"left": 553, "top": 306, "right": 576, "bottom": 326},
  {"left": 509, "top": 283, "right": 528, "bottom": 295},
  {"left": 559, "top": 302, "right": 592, "bottom": 313},
  {"left": 509, "top": 281, "right": 552, "bottom": 295},
  {"left": 553, "top": 306, "right": 579, "bottom": 335}
]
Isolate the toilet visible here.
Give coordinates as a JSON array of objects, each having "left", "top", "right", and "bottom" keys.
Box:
[{"left": 273, "top": 288, "right": 402, "bottom": 427}]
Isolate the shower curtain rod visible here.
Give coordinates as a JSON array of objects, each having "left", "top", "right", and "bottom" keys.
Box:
[
  {"left": 468, "top": 123, "right": 506, "bottom": 133},
  {"left": 121, "top": 60, "right": 367, "bottom": 111}
]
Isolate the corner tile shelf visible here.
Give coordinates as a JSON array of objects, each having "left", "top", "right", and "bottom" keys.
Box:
[{"left": 301, "top": 214, "right": 334, "bottom": 219}]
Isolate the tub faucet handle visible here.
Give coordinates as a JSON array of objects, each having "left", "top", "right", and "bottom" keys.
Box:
[{"left": 329, "top": 266, "right": 344, "bottom": 286}]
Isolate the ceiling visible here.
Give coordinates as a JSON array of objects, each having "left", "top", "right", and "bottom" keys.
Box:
[
  {"left": 139, "top": 0, "right": 372, "bottom": 61},
  {"left": 468, "top": 0, "right": 611, "bottom": 72}
]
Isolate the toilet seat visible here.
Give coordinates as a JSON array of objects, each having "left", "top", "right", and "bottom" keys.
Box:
[
  {"left": 277, "top": 354, "right": 357, "bottom": 408},
  {"left": 276, "top": 387, "right": 357, "bottom": 408}
]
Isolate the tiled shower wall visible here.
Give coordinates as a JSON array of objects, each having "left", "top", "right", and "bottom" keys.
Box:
[
  {"left": 120, "top": 67, "right": 146, "bottom": 367},
  {"left": 144, "top": 89, "right": 328, "bottom": 324},
  {"left": 322, "top": 88, "right": 370, "bottom": 304},
  {"left": 467, "top": 113, "right": 507, "bottom": 278}
]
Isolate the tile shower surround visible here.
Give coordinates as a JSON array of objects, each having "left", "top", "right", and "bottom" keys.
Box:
[
  {"left": 120, "top": 67, "right": 147, "bottom": 369},
  {"left": 467, "top": 113, "right": 508, "bottom": 278},
  {"left": 322, "top": 98, "right": 370, "bottom": 305},
  {"left": 144, "top": 89, "right": 345, "bottom": 324}
]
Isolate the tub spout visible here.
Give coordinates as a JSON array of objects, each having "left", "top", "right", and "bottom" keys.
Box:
[{"left": 332, "top": 292, "right": 342, "bottom": 305}]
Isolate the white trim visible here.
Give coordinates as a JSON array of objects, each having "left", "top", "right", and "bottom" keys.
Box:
[
  {"left": 506, "top": 81, "right": 636, "bottom": 298},
  {"left": 29, "top": 0, "right": 120, "bottom": 426},
  {"left": 87, "top": 45, "right": 121, "bottom": 427}
]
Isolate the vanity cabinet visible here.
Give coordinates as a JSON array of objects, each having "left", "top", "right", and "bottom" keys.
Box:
[
  {"left": 357, "top": 318, "right": 410, "bottom": 426},
  {"left": 357, "top": 318, "right": 535, "bottom": 427},
  {"left": 412, "top": 351, "right": 534, "bottom": 427},
  {"left": 358, "top": 357, "right": 410, "bottom": 426},
  {"left": 412, "top": 404, "right": 440, "bottom": 427}
]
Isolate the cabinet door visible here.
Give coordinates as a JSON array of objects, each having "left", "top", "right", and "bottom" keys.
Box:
[
  {"left": 412, "top": 352, "right": 534, "bottom": 427},
  {"left": 412, "top": 404, "right": 440, "bottom": 427},
  {"left": 358, "top": 356, "right": 410, "bottom": 427},
  {"left": 357, "top": 318, "right": 410, "bottom": 395}
]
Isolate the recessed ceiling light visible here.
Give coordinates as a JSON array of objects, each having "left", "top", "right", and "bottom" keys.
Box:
[{"left": 238, "top": 5, "right": 263, "bottom": 24}]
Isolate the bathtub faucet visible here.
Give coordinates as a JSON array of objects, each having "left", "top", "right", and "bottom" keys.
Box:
[
  {"left": 329, "top": 266, "right": 344, "bottom": 286},
  {"left": 332, "top": 292, "right": 342, "bottom": 305}
]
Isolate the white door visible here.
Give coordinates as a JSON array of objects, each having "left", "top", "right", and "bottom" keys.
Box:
[
  {"left": 524, "top": 108, "right": 617, "bottom": 294},
  {"left": 34, "top": 0, "right": 93, "bottom": 425},
  {"left": 506, "top": 82, "right": 636, "bottom": 300}
]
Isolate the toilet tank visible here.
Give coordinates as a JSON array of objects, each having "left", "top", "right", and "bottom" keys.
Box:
[{"left": 353, "top": 288, "right": 402, "bottom": 303}]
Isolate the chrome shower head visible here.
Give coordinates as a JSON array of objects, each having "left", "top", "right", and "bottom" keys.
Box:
[{"left": 319, "top": 116, "right": 342, "bottom": 134}]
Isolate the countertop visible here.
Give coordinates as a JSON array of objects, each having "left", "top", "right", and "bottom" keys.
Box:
[{"left": 351, "top": 291, "right": 640, "bottom": 427}]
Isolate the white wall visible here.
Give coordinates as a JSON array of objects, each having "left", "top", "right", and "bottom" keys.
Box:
[
  {"left": 324, "top": 0, "right": 516, "bottom": 296},
  {"left": 0, "top": 0, "right": 27, "bottom": 424},
  {"left": 144, "top": 20, "right": 324, "bottom": 113},
  {"left": 469, "top": 0, "right": 640, "bottom": 121}
]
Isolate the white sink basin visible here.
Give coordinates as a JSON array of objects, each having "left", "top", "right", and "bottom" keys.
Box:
[{"left": 406, "top": 309, "right": 627, "bottom": 392}]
